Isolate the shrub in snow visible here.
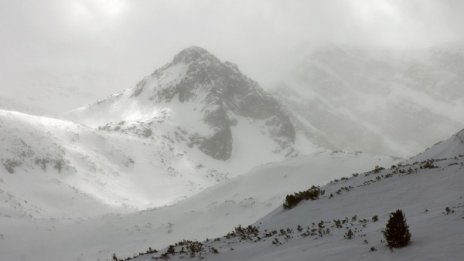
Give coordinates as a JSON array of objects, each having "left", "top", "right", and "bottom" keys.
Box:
[
  {"left": 444, "top": 207, "right": 454, "bottom": 215},
  {"left": 2, "top": 159, "right": 21, "bottom": 174},
  {"left": 421, "top": 160, "right": 437, "bottom": 169},
  {"left": 344, "top": 229, "right": 354, "bottom": 239},
  {"left": 167, "top": 245, "right": 175, "bottom": 254},
  {"left": 333, "top": 219, "right": 342, "bottom": 228},
  {"left": 227, "top": 225, "right": 260, "bottom": 240},
  {"left": 283, "top": 186, "right": 321, "bottom": 209},
  {"left": 383, "top": 209, "right": 411, "bottom": 248},
  {"left": 373, "top": 166, "right": 385, "bottom": 173}
]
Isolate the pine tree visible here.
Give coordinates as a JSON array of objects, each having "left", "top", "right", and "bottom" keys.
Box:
[
  {"left": 383, "top": 209, "right": 411, "bottom": 248},
  {"left": 344, "top": 229, "right": 354, "bottom": 239}
]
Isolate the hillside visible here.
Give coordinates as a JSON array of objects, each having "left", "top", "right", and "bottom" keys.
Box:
[
  {"left": 128, "top": 128, "right": 464, "bottom": 261},
  {"left": 0, "top": 108, "right": 255, "bottom": 217},
  {"left": 0, "top": 149, "right": 393, "bottom": 261}
]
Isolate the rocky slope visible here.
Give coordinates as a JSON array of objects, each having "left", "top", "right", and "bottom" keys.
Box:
[{"left": 68, "top": 46, "right": 302, "bottom": 161}]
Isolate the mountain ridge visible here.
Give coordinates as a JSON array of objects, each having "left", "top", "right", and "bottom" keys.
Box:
[{"left": 67, "top": 46, "right": 301, "bottom": 160}]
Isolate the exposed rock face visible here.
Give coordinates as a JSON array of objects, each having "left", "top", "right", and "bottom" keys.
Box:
[
  {"left": 70, "top": 47, "right": 297, "bottom": 160},
  {"left": 143, "top": 47, "right": 296, "bottom": 159}
]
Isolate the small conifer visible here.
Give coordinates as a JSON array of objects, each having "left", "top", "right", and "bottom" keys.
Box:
[{"left": 383, "top": 209, "right": 411, "bottom": 248}]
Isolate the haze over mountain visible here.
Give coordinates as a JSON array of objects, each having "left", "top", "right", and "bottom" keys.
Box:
[
  {"left": 273, "top": 45, "right": 464, "bottom": 157},
  {"left": 3, "top": 44, "right": 464, "bottom": 159}
]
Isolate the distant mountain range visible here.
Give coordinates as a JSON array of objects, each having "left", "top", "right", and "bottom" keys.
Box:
[{"left": 273, "top": 45, "right": 464, "bottom": 157}]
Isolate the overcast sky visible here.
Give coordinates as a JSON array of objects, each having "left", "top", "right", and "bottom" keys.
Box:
[{"left": 0, "top": 0, "right": 463, "bottom": 113}]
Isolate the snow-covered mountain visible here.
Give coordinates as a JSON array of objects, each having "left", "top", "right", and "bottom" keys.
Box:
[
  {"left": 0, "top": 48, "right": 399, "bottom": 260},
  {"left": 67, "top": 46, "right": 305, "bottom": 161},
  {"left": 273, "top": 45, "right": 464, "bottom": 157},
  {"left": 2, "top": 45, "right": 462, "bottom": 261},
  {"left": 0, "top": 47, "right": 319, "bottom": 218},
  {"left": 413, "top": 129, "right": 464, "bottom": 162},
  {"left": 127, "top": 127, "right": 464, "bottom": 261}
]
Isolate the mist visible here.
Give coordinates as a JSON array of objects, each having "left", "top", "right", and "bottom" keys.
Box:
[{"left": 1, "top": 0, "right": 463, "bottom": 113}]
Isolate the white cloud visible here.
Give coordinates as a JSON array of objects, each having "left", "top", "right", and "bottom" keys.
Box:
[{"left": 0, "top": 0, "right": 462, "bottom": 113}]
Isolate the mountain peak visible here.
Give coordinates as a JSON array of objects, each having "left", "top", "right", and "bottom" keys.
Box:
[
  {"left": 69, "top": 46, "right": 300, "bottom": 161},
  {"left": 172, "top": 46, "right": 219, "bottom": 64}
]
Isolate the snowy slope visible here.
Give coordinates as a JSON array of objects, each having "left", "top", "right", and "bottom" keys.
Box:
[
  {"left": 0, "top": 151, "right": 394, "bottom": 261},
  {"left": 0, "top": 109, "right": 125, "bottom": 217},
  {"left": 0, "top": 109, "right": 263, "bottom": 218},
  {"left": 412, "top": 129, "right": 464, "bottom": 162},
  {"left": 273, "top": 45, "right": 464, "bottom": 157},
  {"left": 129, "top": 129, "right": 464, "bottom": 261}
]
